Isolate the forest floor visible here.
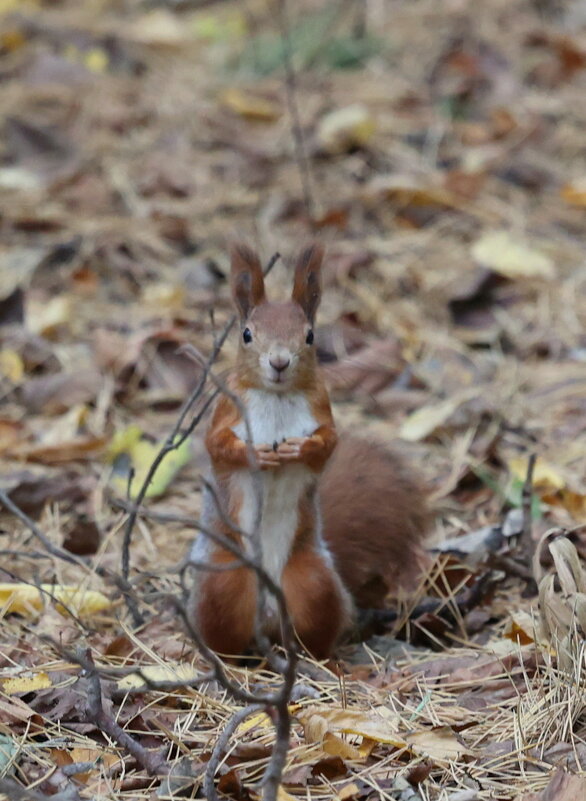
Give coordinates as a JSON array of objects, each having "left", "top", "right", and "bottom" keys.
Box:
[{"left": 1, "top": 0, "right": 586, "bottom": 799}]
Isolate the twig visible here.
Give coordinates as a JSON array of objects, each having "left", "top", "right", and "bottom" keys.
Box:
[
  {"left": 521, "top": 453, "right": 537, "bottom": 548},
  {"left": 275, "top": 0, "right": 316, "bottom": 220},
  {"left": 204, "top": 704, "right": 264, "bottom": 801},
  {"left": 78, "top": 647, "right": 169, "bottom": 776},
  {"left": 0, "top": 488, "right": 86, "bottom": 569}
]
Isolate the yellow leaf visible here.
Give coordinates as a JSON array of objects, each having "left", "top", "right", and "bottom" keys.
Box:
[
  {"left": 399, "top": 390, "right": 476, "bottom": 442},
  {"left": 322, "top": 733, "right": 362, "bottom": 760},
  {"left": 237, "top": 710, "right": 272, "bottom": 734},
  {"left": 317, "top": 104, "right": 376, "bottom": 154},
  {"left": 562, "top": 177, "right": 586, "bottom": 206},
  {"left": 84, "top": 47, "right": 109, "bottom": 73},
  {"left": 107, "top": 426, "right": 191, "bottom": 499},
  {"left": 2, "top": 672, "right": 52, "bottom": 695},
  {"left": 0, "top": 583, "right": 111, "bottom": 618},
  {"left": 507, "top": 456, "right": 565, "bottom": 491},
  {"left": 471, "top": 231, "right": 554, "bottom": 280},
  {"left": 219, "top": 88, "right": 281, "bottom": 121},
  {"left": 337, "top": 782, "right": 361, "bottom": 800},
  {"left": 299, "top": 706, "right": 405, "bottom": 747},
  {"left": 117, "top": 663, "right": 201, "bottom": 692},
  {"left": 277, "top": 789, "right": 297, "bottom": 801},
  {"left": 0, "top": 349, "right": 24, "bottom": 383}
]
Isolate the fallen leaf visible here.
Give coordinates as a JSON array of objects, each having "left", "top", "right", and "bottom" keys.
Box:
[
  {"left": 0, "top": 583, "right": 111, "bottom": 618},
  {"left": 405, "top": 726, "right": 469, "bottom": 761},
  {"left": 117, "top": 663, "right": 201, "bottom": 692},
  {"left": 28, "top": 295, "right": 73, "bottom": 338},
  {"left": 507, "top": 456, "right": 565, "bottom": 492},
  {"left": 20, "top": 369, "right": 102, "bottom": 414},
  {"left": 399, "top": 390, "right": 476, "bottom": 442},
  {"left": 520, "top": 770, "right": 586, "bottom": 801},
  {"left": 107, "top": 425, "right": 191, "bottom": 499},
  {"left": 127, "top": 10, "right": 191, "bottom": 47},
  {"left": 562, "top": 177, "right": 586, "bottom": 207},
  {"left": 220, "top": 87, "right": 281, "bottom": 121},
  {"left": 0, "top": 349, "right": 24, "bottom": 383},
  {"left": 2, "top": 671, "right": 52, "bottom": 695},
  {"left": 299, "top": 706, "right": 405, "bottom": 747},
  {"left": 317, "top": 104, "right": 376, "bottom": 154},
  {"left": 471, "top": 231, "right": 554, "bottom": 280}
]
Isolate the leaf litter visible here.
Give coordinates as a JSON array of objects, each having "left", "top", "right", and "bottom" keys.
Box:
[{"left": 1, "top": 0, "right": 586, "bottom": 799}]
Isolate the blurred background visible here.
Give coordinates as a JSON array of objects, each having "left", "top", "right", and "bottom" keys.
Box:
[{"left": 1, "top": 0, "right": 586, "bottom": 551}]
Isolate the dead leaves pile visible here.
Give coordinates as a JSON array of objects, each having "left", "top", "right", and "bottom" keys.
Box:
[{"left": 1, "top": 0, "right": 586, "bottom": 799}]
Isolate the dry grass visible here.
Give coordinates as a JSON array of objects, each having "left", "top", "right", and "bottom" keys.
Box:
[{"left": 2, "top": 0, "right": 586, "bottom": 798}]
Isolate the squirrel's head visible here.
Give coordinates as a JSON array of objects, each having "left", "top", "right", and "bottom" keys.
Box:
[{"left": 230, "top": 242, "right": 324, "bottom": 393}]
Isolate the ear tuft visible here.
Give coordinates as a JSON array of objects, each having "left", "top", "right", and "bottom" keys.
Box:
[
  {"left": 230, "top": 242, "right": 266, "bottom": 320},
  {"left": 292, "top": 243, "right": 324, "bottom": 324}
]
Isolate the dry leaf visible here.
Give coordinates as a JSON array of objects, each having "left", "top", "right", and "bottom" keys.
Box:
[
  {"left": 299, "top": 706, "right": 405, "bottom": 748},
  {"left": 399, "top": 391, "right": 476, "bottom": 442},
  {"left": 0, "top": 583, "right": 111, "bottom": 618},
  {"left": 507, "top": 456, "right": 565, "bottom": 491},
  {"left": 2, "top": 671, "right": 52, "bottom": 695},
  {"left": 127, "top": 10, "right": 191, "bottom": 47},
  {"left": 561, "top": 177, "right": 586, "bottom": 206},
  {"left": 107, "top": 425, "right": 191, "bottom": 499},
  {"left": 404, "top": 726, "right": 470, "bottom": 761},
  {"left": 219, "top": 88, "right": 281, "bottom": 121},
  {"left": 521, "top": 770, "right": 586, "bottom": 801},
  {"left": 117, "top": 663, "right": 201, "bottom": 692},
  {"left": 317, "top": 104, "right": 376, "bottom": 154},
  {"left": 471, "top": 231, "right": 554, "bottom": 280}
]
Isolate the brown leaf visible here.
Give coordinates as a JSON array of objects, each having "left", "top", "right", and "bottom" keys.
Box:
[
  {"left": 311, "top": 755, "right": 348, "bottom": 781},
  {"left": 0, "top": 469, "right": 92, "bottom": 517},
  {"left": 62, "top": 515, "right": 101, "bottom": 555},
  {"left": 21, "top": 369, "right": 102, "bottom": 414},
  {"left": 520, "top": 770, "right": 586, "bottom": 801}
]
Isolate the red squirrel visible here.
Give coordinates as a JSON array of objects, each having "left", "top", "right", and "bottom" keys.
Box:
[{"left": 187, "top": 243, "right": 430, "bottom": 660}]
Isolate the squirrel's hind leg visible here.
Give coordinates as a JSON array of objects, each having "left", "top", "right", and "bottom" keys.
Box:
[
  {"left": 282, "top": 548, "right": 351, "bottom": 660},
  {"left": 189, "top": 551, "right": 257, "bottom": 659}
]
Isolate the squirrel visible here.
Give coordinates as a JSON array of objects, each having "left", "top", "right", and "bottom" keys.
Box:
[{"left": 187, "top": 242, "right": 431, "bottom": 660}]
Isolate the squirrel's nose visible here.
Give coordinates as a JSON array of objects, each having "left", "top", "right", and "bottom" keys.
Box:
[{"left": 269, "top": 356, "right": 290, "bottom": 373}]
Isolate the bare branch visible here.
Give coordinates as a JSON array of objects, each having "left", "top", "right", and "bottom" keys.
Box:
[{"left": 204, "top": 704, "right": 264, "bottom": 801}]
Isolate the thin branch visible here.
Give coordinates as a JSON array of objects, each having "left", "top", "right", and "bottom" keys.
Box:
[
  {"left": 78, "top": 647, "right": 169, "bottom": 776},
  {"left": 0, "top": 488, "right": 87, "bottom": 570},
  {"left": 275, "top": 0, "right": 316, "bottom": 220},
  {"left": 204, "top": 704, "right": 264, "bottom": 801}
]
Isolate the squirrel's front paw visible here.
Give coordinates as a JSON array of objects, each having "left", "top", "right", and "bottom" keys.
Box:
[
  {"left": 252, "top": 443, "right": 282, "bottom": 470},
  {"left": 278, "top": 436, "right": 322, "bottom": 464}
]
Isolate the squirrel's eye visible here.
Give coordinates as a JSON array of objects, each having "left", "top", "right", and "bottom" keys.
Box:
[
  {"left": 306, "top": 329, "right": 314, "bottom": 345},
  {"left": 242, "top": 328, "right": 253, "bottom": 344}
]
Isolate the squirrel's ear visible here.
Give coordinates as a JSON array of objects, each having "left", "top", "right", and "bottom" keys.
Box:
[
  {"left": 230, "top": 242, "right": 266, "bottom": 320},
  {"left": 292, "top": 243, "right": 324, "bottom": 324}
]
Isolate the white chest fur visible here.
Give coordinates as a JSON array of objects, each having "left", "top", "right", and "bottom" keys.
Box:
[
  {"left": 232, "top": 390, "right": 318, "bottom": 587},
  {"left": 232, "top": 389, "right": 317, "bottom": 445}
]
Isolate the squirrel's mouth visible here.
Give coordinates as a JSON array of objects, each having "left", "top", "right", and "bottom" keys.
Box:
[{"left": 267, "top": 371, "right": 289, "bottom": 388}]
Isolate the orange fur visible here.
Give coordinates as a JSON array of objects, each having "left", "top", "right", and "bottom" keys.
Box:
[
  {"left": 197, "top": 547, "right": 257, "bottom": 657},
  {"left": 282, "top": 547, "right": 350, "bottom": 659}
]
